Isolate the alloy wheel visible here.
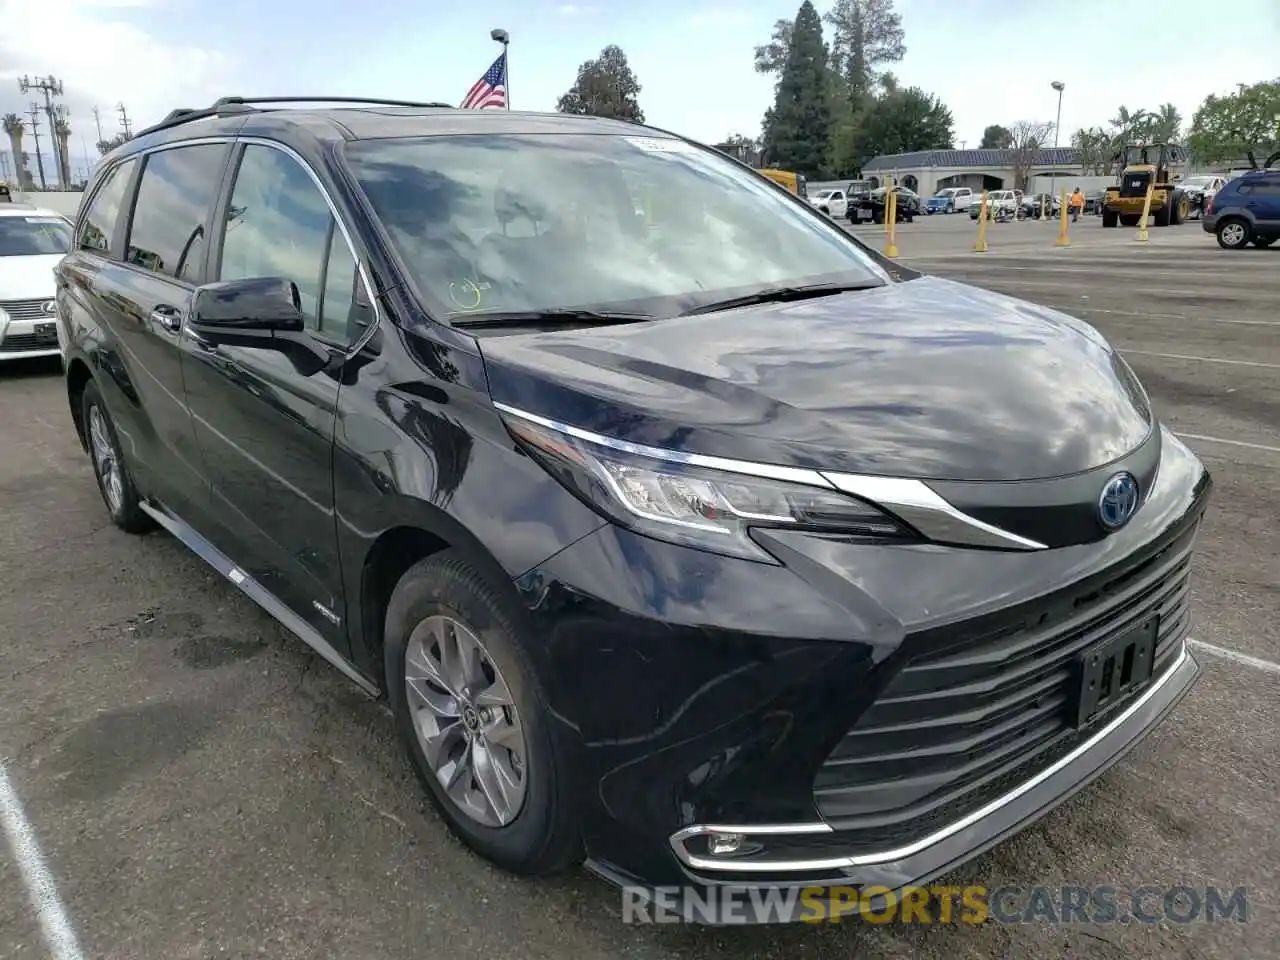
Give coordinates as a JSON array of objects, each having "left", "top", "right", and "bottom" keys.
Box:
[
  {"left": 88, "top": 405, "right": 123, "bottom": 514},
  {"left": 1220, "top": 222, "right": 1247, "bottom": 247},
  {"left": 404, "top": 614, "right": 528, "bottom": 827}
]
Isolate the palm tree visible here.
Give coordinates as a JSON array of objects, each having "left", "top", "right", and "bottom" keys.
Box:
[
  {"left": 1147, "top": 103, "right": 1182, "bottom": 143},
  {"left": 3, "top": 113, "right": 28, "bottom": 188}
]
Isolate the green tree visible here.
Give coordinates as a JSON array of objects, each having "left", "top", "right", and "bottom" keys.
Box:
[
  {"left": 1072, "top": 126, "right": 1113, "bottom": 174},
  {"left": 980, "top": 124, "right": 1012, "bottom": 149},
  {"left": 848, "top": 87, "right": 954, "bottom": 170},
  {"left": 753, "top": 18, "right": 795, "bottom": 76},
  {"left": 556, "top": 44, "right": 645, "bottom": 122},
  {"left": 761, "top": 0, "right": 832, "bottom": 177},
  {"left": 1187, "top": 79, "right": 1280, "bottom": 168},
  {"left": 822, "top": 0, "right": 906, "bottom": 105}
]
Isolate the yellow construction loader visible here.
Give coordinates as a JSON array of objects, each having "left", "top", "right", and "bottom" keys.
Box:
[{"left": 1101, "top": 142, "right": 1191, "bottom": 228}]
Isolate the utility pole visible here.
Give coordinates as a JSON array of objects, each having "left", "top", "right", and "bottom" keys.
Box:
[
  {"left": 25, "top": 102, "right": 46, "bottom": 190},
  {"left": 92, "top": 105, "right": 104, "bottom": 145},
  {"left": 117, "top": 102, "right": 133, "bottom": 138},
  {"left": 19, "top": 75, "right": 65, "bottom": 188}
]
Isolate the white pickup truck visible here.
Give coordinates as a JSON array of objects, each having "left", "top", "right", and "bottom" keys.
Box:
[
  {"left": 808, "top": 188, "right": 848, "bottom": 219},
  {"left": 968, "top": 189, "right": 1021, "bottom": 219}
]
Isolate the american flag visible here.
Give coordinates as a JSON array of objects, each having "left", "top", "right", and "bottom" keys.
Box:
[{"left": 460, "top": 52, "right": 507, "bottom": 110}]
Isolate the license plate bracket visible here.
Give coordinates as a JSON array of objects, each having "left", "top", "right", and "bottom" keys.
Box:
[{"left": 1071, "top": 617, "right": 1158, "bottom": 729}]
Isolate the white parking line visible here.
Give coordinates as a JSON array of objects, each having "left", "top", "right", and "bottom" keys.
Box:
[
  {"left": 1178, "top": 433, "right": 1280, "bottom": 455},
  {"left": 1190, "top": 640, "right": 1280, "bottom": 676},
  {"left": 0, "top": 765, "right": 84, "bottom": 960},
  {"left": 1077, "top": 308, "right": 1280, "bottom": 326},
  {"left": 1124, "top": 350, "right": 1280, "bottom": 370}
]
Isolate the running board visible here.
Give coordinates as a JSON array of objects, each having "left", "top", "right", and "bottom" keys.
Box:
[{"left": 138, "top": 501, "right": 380, "bottom": 698}]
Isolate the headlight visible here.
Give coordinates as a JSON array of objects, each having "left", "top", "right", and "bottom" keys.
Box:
[{"left": 500, "top": 410, "right": 917, "bottom": 562}]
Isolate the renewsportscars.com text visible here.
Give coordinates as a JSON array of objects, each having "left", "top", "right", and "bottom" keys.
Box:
[{"left": 621, "top": 884, "right": 1250, "bottom": 925}]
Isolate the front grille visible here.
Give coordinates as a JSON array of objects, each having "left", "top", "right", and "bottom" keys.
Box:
[
  {"left": 1119, "top": 172, "right": 1153, "bottom": 198},
  {"left": 0, "top": 332, "right": 58, "bottom": 353},
  {"left": 0, "top": 298, "right": 55, "bottom": 323},
  {"left": 813, "top": 524, "right": 1196, "bottom": 848}
]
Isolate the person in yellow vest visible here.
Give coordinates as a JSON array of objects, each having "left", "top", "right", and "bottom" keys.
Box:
[{"left": 1070, "top": 187, "right": 1085, "bottom": 222}]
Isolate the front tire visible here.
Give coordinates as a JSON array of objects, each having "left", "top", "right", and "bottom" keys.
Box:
[
  {"left": 384, "top": 550, "right": 582, "bottom": 876},
  {"left": 81, "top": 379, "right": 155, "bottom": 534}
]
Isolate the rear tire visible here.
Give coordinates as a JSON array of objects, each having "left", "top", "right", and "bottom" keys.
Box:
[
  {"left": 1216, "top": 217, "right": 1252, "bottom": 249},
  {"left": 384, "top": 550, "right": 582, "bottom": 876},
  {"left": 1102, "top": 210, "right": 1118, "bottom": 228},
  {"left": 80, "top": 379, "right": 156, "bottom": 535}
]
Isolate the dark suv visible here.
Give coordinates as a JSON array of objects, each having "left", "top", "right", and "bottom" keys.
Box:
[
  {"left": 56, "top": 96, "right": 1210, "bottom": 919},
  {"left": 1202, "top": 170, "right": 1280, "bottom": 249}
]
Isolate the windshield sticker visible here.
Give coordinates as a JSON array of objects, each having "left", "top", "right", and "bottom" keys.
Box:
[{"left": 624, "top": 137, "right": 696, "bottom": 155}]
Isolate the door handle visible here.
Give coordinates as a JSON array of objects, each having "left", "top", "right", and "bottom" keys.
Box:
[{"left": 150, "top": 305, "right": 184, "bottom": 333}]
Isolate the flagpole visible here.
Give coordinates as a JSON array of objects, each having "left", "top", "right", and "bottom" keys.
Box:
[{"left": 490, "top": 28, "right": 510, "bottom": 110}]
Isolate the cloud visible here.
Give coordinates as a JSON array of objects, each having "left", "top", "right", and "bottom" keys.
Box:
[
  {"left": 0, "top": 0, "right": 236, "bottom": 141},
  {"left": 683, "top": 8, "right": 754, "bottom": 28},
  {"left": 555, "top": 3, "right": 596, "bottom": 15}
]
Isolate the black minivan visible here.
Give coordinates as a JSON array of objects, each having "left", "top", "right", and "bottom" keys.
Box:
[{"left": 55, "top": 97, "right": 1210, "bottom": 918}]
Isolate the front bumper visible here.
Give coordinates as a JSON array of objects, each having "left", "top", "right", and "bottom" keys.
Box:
[
  {"left": 598, "top": 644, "right": 1198, "bottom": 922},
  {"left": 0, "top": 302, "right": 61, "bottom": 360},
  {"left": 513, "top": 427, "right": 1210, "bottom": 916}
]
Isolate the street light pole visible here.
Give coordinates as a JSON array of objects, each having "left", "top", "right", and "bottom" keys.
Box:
[
  {"left": 491, "top": 28, "right": 510, "bottom": 110},
  {"left": 1049, "top": 80, "right": 1065, "bottom": 217}
]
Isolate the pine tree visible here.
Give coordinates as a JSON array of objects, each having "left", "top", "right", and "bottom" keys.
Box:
[{"left": 761, "top": 0, "right": 831, "bottom": 177}]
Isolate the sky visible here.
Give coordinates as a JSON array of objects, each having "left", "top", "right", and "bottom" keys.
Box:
[{"left": 0, "top": 0, "right": 1277, "bottom": 185}]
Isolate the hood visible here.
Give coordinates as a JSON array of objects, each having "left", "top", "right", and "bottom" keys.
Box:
[
  {"left": 478, "top": 276, "right": 1154, "bottom": 482},
  {"left": 0, "top": 254, "right": 63, "bottom": 300}
]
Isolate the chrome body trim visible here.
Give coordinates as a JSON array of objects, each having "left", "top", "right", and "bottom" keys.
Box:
[
  {"left": 138, "top": 500, "right": 379, "bottom": 697},
  {"left": 821, "top": 472, "right": 1049, "bottom": 551}
]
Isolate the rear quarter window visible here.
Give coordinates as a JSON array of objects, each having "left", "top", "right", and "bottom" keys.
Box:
[{"left": 78, "top": 159, "right": 138, "bottom": 254}]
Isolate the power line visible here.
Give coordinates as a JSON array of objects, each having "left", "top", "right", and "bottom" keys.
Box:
[{"left": 19, "top": 75, "right": 66, "bottom": 188}]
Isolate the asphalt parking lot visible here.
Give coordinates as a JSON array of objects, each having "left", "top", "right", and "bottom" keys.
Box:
[{"left": 2, "top": 213, "right": 1278, "bottom": 959}]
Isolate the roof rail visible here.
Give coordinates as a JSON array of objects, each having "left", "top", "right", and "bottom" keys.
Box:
[{"left": 132, "top": 96, "right": 456, "bottom": 139}]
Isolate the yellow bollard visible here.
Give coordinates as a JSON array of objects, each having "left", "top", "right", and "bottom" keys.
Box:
[
  {"left": 883, "top": 189, "right": 899, "bottom": 257},
  {"left": 973, "top": 191, "right": 989, "bottom": 252},
  {"left": 1039, "top": 188, "right": 1048, "bottom": 222},
  {"left": 1136, "top": 183, "right": 1155, "bottom": 242},
  {"left": 1055, "top": 187, "right": 1071, "bottom": 247}
]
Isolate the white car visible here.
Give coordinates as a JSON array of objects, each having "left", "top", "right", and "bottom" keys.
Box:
[
  {"left": 0, "top": 205, "right": 72, "bottom": 362},
  {"left": 808, "top": 188, "right": 848, "bottom": 219}
]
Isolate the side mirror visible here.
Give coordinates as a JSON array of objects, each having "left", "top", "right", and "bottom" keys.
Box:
[{"left": 190, "top": 276, "right": 305, "bottom": 334}]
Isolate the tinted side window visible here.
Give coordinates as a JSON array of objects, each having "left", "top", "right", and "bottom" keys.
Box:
[
  {"left": 1250, "top": 179, "right": 1280, "bottom": 195},
  {"left": 219, "top": 144, "right": 360, "bottom": 342},
  {"left": 125, "top": 144, "right": 229, "bottom": 281},
  {"left": 78, "top": 158, "right": 137, "bottom": 254}
]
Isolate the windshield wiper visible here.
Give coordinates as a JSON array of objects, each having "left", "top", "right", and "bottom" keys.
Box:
[
  {"left": 679, "top": 281, "right": 884, "bottom": 317},
  {"left": 450, "top": 308, "right": 656, "bottom": 329}
]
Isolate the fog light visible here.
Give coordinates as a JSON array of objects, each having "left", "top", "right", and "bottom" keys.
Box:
[{"left": 708, "top": 832, "right": 745, "bottom": 856}]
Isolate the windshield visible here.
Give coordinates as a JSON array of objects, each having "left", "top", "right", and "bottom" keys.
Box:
[
  {"left": 0, "top": 216, "right": 71, "bottom": 256},
  {"left": 814, "top": 190, "right": 834, "bottom": 200},
  {"left": 343, "top": 133, "right": 885, "bottom": 322},
  {"left": 1181, "top": 177, "right": 1213, "bottom": 188}
]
